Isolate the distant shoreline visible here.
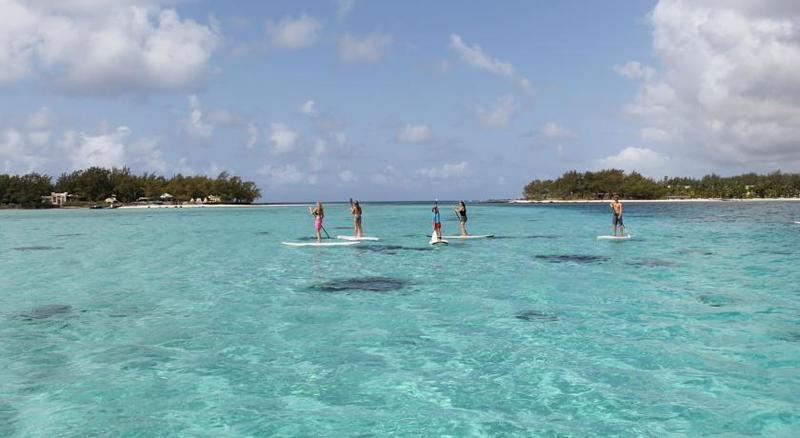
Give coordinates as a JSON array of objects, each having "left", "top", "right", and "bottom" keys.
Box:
[
  {"left": 509, "top": 198, "right": 800, "bottom": 204},
  {"left": 116, "top": 203, "right": 306, "bottom": 209},
  {"left": 4, "top": 198, "right": 800, "bottom": 211}
]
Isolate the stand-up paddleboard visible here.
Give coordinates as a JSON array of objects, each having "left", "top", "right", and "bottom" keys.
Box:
[
  {"left": 282, "top": 241, "right": 360, "bottom": 247},
  {"left": 597, "top": 235, "right": 632, "bottom": 241},
  {"left": 440, "top": 234, "right": 494, "bottom": 239},
  {"left": 429, "top": 236, "right": 449, "bottom": 245},
  {"left": 336, "top": 235, "right": 380, "bottom": 241},
  {"left": 795, "top": 221, "right": 800, "bottom": 224}
]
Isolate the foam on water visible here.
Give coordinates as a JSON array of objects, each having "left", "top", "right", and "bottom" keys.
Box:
[{"left": 1, "top": 202, "right": 799, "bottom": 435}]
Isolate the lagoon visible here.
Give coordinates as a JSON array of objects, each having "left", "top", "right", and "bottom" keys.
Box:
[{"left": 1, "top": 202, "right": 799, "bottom": 435}]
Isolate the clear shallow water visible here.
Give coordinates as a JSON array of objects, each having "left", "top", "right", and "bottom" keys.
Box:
[{"left": 1, "top": 202, "right": 799, "bottom": 436}]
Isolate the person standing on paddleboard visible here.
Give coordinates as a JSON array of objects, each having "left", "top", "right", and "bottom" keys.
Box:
[
  {"left": 454, "top": 201, "right": 468, "bottom": 236},
  {"left": 432, "top": 201, "right": 443, "bottom": 241},
  {"left": 310, "top": 202, "right": 324, "bottom": 242},
  {"left": 350, "top": 198, "right": 363, "bottom": 238},
  {"left": 611, "top": 195, "right": 624, "bottom": 237}
]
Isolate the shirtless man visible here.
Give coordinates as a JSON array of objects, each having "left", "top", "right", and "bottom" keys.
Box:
[{"left": 610, "top": 195, "right": 624, "bottom": 237}]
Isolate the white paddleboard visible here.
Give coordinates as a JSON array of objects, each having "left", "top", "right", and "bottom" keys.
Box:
[
  {"left": 282, "top": 241, "right": 360, "bottom": 247},
  {"left": 440, "top": 234, "right": 494, "bottom": 239},
  {"left": 336, "top": 235, "right": 380, "bottom": 241},
  {"left": 597, "top": 235, "right": 632, "bottom": 240},
  {"left": 795, "top": 221, "right": 800, "bottom": 224},
  {"left": 430, "top": 237, "right": 449, "bottom": 245}
]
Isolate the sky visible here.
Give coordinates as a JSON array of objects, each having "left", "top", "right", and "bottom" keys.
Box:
[{"left": 1, "top": 0, "right": 799, "bottom": 201}]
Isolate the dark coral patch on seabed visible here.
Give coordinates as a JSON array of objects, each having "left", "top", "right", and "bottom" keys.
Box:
[
  {"left": 515, "top": 310, "right": 558, "bottom": 322},
  {"left": 534, "top": 254, "right": 609, "bottom": 264},
  {"left": 634, "top": 258, "right": 677, "bottom": 268},
  {"left": 697, "top": 294, "right": 734, "bottom": 308},
  {"left": 309, "top": 277, "right": 409, "bottom": 293},
  {"left": 777, "top": 332, "right": 800, "bottom": 342},
  {"left": 357, "top": 245, "right": 432, "bottom": 254},
  {"left": 12, "top": 246, "right": 64, "bottom": 251},
  {"left": 492, "top": 235, "right": 558, "bottom": 240},
  {"left": 16, "top": 304, "right": 73, "bottom": 321}
]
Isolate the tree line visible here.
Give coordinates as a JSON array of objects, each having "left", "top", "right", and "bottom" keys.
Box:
[
  {"left": 0, "top": 167, "right": 261, "bottom": 208},
  {"left": 523, "top": 169, "right": 800, "bottom": 200}
]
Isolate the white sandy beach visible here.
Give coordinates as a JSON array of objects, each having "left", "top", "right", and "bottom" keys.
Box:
[
  {"left": 509, "top": 198, "right": 800, "bottom": 204},
  {"left": 117, "top": 203, "right": 309, "bottom": 209}
]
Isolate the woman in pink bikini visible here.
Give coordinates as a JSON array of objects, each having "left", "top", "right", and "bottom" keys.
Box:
[{"left": 309, "top": 202, "right": 324, "bottom": 242}]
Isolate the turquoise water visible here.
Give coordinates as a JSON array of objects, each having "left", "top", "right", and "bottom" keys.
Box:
[{"left": 1, "top": 202, "right": 799, "bottom": 436}]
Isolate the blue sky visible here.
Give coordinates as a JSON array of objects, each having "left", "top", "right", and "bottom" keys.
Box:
[{"left": 1, "top": 0, "right": 799, "bottom": 201}]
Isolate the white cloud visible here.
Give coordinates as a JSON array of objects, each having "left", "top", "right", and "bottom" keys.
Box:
[
  {"left": 26, "top": 107, "right": 54, "bottom": 131},
  {"left": 398, "top": 124, "right": 431, "bottom": 144},
  {"left": 308, "top": 156, "right": 322, "bottom": 172},
  {"left": 0, "top": 1, "right": 220, "bottom": 93},
  {"left": 596, "top": 147, "right": 671, "bottom": 177},
  {"left": 22, "top": 107, "right": 53, "bottom": 153},
  {"left": 477, "top": 95, "right": 518, "bottom": 128},
  {"left": 0, "top": 0, "right": 39, "bottom": 85},
  {"left": 181, "top": 95, "right": 259, "bottom": 147},
  {"left": 338, "top": 169, "right": 357, "bottom": 182},
  {"left": 338, "top": 33, "right": 393, "bottom": 62},
  {"left": 0, "top": 128, "right": 45, "bottom": 172},
  {"left": 61, "top": 126, "right": 130, "bottom": 170},
  {"left": 301, "top": 103, "right": 350, "bottom": 150},
  {"left": 268, "top": 123, "right": 298, "bottom": 154},
  {"left": 27, "top": 131, "right": 51, "bottom": 148},
  {"left": 333, "top": 132, "right": 347, "bottom": 145},
  {"left": 175, "top": 157, "right": 194, "bottom": 175},
  {"left": 266, "top": 14, "right": 321, "bottom": 50},
  {"left": 259, "top": 164, "right": 316, "bottom": 185},
  {"left": 417, "top": 161, "right": 470, "bottom": 180},
  {"left": 1, "top": 107, "right": 166, "bottom": 174},
  {"left": 640, "top": 127, "right": 670, "bottom": 142},
  {"left": 369, "top": 165, "right": 394, "bottom": 184},
  {"left": 539, "top": 122, "right": 572, "bottom": 139},
  {"left": 312, "top": 138, "right": 327, "bottom": 156},
  {"left": 337, "top": 0, "right": 356, "bottom": 20},
  {"left": 449, "top": 34, "right": 531, "bottom": 92},
  {"left": 450, "top": 34, "right": 513, "bottom": 76},
  {"left": 613, "top": 61, "right": 654, "bottom": 80},
  {"left": 205, "top": 109, "right": 244, "bottom": 127},
  {"left": 207, "top": 162, "right": 225, "bottom": 178},
  {"left": 307, "top": 138, "right": 326, "bottom": 171},
  {"left": 299, "top": 100, "right": 317, "bottom": 116},
  {"left": 128, "top": 137, "right": 166, "bottom": 172},
  {"left": 183, "top": 94, "right": 213, "bottom": 141},
  {"left": 246, "top": 123, "right": 259, "bottom": 148},
  {"left": 0, "top": 107, "right": 55, "bottom": 171},
  {"left": 624, "top": 0, "right": 800, "bottom": 171}
]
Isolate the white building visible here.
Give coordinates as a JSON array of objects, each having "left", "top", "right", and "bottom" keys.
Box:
[{"left": 42, "top": 192, "right": 69, "bottom": 206}]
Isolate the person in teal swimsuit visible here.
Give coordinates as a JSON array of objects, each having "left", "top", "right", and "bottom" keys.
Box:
[{"left": 432, "top": 201, "right": 442, "bottom": 241}]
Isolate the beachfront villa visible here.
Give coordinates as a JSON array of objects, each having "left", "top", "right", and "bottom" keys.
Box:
[
  {"left": 189, "top": 195, "right": 222, "bottom": 204},
  {"left": 41, "top": 192, "right": 69, "bottom": 207}
]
